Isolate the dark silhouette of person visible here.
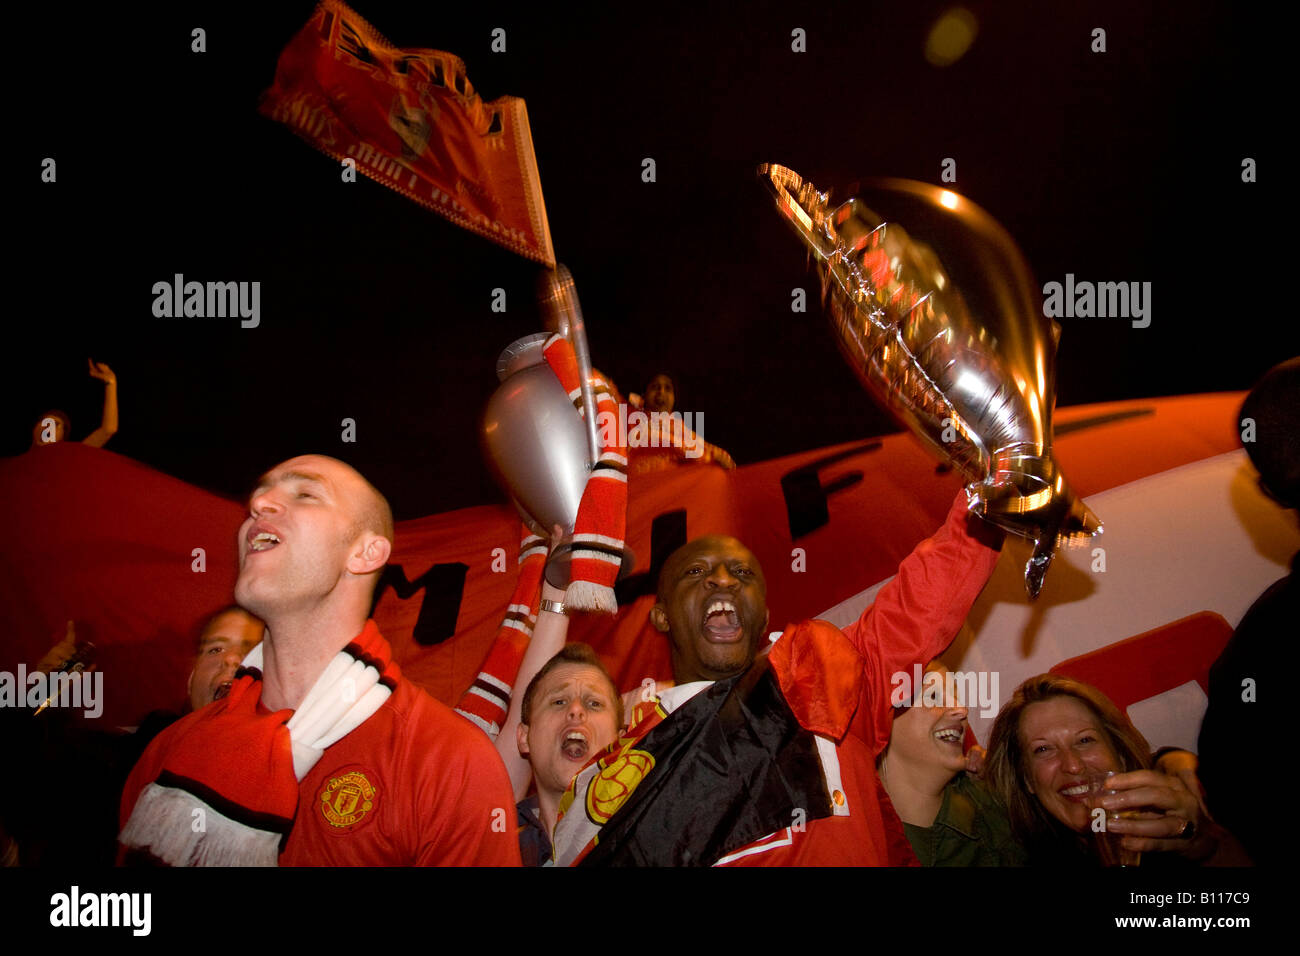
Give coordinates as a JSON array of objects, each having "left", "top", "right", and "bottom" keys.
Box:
[{"left": 1197, "top": 357, "right": 1299, "bottom": 866}]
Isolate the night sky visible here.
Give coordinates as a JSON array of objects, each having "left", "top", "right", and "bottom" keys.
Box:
[{"left": 9, "top": 0, "right": 1287, "bottom": 520}]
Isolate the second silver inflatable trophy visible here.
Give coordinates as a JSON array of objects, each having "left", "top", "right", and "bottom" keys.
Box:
[{"left": 759, "top": 163, "right": 1101, "bottom": 597}]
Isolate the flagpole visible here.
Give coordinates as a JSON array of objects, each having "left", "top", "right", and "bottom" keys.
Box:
[
  {"left": 538, "top": 265, "right": 601, "bottom": 469},
  {"left": 515, "top": 88, "right": 600, "bottom": 468}
]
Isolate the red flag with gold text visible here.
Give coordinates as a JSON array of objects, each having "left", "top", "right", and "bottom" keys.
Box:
[{"left": 260, "top": 0, "right": 555, "bottom": 266}]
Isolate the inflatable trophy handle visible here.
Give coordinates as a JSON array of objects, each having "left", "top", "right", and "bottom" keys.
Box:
[{"left": 758, "top": 163, "right": 1101, "bottom": 597}]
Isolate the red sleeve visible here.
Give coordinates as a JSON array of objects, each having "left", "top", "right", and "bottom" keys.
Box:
[
  {"left": 841, "top": 491, "right": 1002, "bottom": 754},
  {"left": 414, "top": 716, "right": 523, "bottom": 866}
]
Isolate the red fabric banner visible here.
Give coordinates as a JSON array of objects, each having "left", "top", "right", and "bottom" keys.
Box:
[
  {"left": 260, "top": 0, "right": 555, "bottom": 266},
  {"left": 0, "top": 394, "right": 1243, "bottom": 729}
]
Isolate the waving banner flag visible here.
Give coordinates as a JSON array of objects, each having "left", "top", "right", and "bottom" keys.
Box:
[{"left": 260, "top": 0, "right": 555, "bottom": 266}]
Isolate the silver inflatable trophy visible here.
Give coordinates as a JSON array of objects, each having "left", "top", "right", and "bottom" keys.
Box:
[
  {"left": 758, "top": 163, "right": 1100, "bottom": 597},
  {"left": 481, "top": 264, "right": 613, "bottom": 587}
]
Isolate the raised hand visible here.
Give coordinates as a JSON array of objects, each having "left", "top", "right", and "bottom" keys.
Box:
[{"left": 88, "top": 359, "right": 116, "bottom": 385}]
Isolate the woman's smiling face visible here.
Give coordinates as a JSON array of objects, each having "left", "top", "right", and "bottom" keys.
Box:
[{"left": 1019, "top": 695, "right": 1123, "bottom": 832}]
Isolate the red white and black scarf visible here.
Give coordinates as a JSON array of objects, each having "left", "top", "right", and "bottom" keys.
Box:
[
  {"left": 455, "top": 526, "right": 547, "bottom": 737},
  {"left": 119, "top": 621, "right": 398, "bottom": 866},
  {"left": 541, "top": 333, "right": 627, "bottom": 613}
]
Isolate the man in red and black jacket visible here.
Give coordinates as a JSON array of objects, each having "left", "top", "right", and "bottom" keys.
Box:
[{"left": 552, "top": 491, "right": 1002, "bottom": 866}]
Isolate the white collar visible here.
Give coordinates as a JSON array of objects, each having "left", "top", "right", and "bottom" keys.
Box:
[{"left": 656, "top": 680, "right": 713, "bottom": 714}]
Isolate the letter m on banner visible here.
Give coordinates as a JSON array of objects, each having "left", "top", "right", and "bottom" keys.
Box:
[{"left": 260, "top": 0, "right": 556, "bottom": 267}]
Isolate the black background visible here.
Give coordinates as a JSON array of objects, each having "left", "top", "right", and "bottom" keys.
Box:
[
  {"left": 9, "top": 0, "right": 1288, "bottom": 519},
  {"left": 0, "top": 863, "right": 1270, "bottom": 938}
]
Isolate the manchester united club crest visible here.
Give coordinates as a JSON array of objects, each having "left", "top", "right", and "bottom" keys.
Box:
[
  {"left": 585, "top": 747, "right": 655, "bottom": 825},
  {"left": 318, "top": 771, "right": 378, "bottom": 828}
]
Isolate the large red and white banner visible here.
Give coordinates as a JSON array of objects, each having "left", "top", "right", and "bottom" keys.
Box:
[
  {"left": 4, "top": 393, "right": 1283, "bottom": 738},
  {"left": 260, "top": 0, "right": 555, "bottom": 266}
]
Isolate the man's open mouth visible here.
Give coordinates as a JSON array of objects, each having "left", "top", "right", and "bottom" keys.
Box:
[
  {"left": 248, "top": 531, "right": 281, "bottom": 552},
  {"left": 702, "top": 598, "right": 742, "bottom": 642},
  {"left": 561, "top": 730, "right": 589, "bottom": 761},
  {"left": 214, "top": 680, "right": 234, "bottom": 701}
]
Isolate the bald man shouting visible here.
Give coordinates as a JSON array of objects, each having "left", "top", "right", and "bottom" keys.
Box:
[{"left": 120, "top": 455, "right": 520, "bottom": 866}]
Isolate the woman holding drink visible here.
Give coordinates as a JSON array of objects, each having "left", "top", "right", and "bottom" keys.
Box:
[{"left": 985, "top": 675, "right": 1249, "bottom": 866}]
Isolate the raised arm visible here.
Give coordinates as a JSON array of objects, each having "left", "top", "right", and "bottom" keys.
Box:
[
  {"left": 841, "top": 491, "right": 1002, "bottom": 752},
  {"left": 496, "top": 577, "right": 569, "bottom": 801},
  {"left": 453, "top": 526, "right": 570, "bottom": 802},
  {"left": 702, "top": 439, "right": 736, "bottom": 470},
  {"left": 83, "top": 359, "right": 118, "bottom": 448}
]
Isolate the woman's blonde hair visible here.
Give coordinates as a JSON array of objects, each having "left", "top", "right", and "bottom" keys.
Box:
[{"left": 985, "top": 674, "right": 1152, "bottom": 844}]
